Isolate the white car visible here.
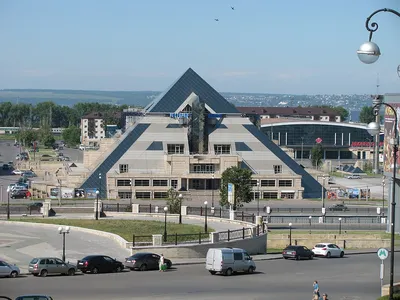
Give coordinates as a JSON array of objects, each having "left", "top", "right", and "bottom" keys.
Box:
[
  {"left": 346, "top": 175, "right": 361, "bottom": 179},
  {"left": 12, "top": 169, "right": 23, "bottom": 175},
  {"left": 0, "top": 260, "right": 20, "bottom": 278},
  {"left": 312, "top": 243, "right": 344, "bottom": 258}
]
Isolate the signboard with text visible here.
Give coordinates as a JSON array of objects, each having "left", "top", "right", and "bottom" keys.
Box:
[{"left": 383, "top": 103, "right": 400, "bottom": 174}]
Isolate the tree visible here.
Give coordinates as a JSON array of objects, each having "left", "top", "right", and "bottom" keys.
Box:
[
  {"left": 359, "top": 106, "right": 375, "bottom": 124},
  {"left": 219, "top": 166, "right": 253, "bottom": 209},
  {"left": 15, "top": 129, "right": 38, "bottom": 146},
  {"left": 331, "top": 106, "right": 349, "bottom": 122},
  {"left": 311, "top": 144, "right": 323, "bottom": 168},
  {"left": 166, "top": 188, "right": 183, "bottom": 214},
  {"left": 62, "top": 126, "right": 81, "bottom": 146},
  {"left": 38, "top": 126, "right": 55, "bottom": 148}
]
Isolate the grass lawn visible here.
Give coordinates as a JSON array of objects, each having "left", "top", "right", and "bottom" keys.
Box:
[{"left": 11, "top": 218, "right": 213, "bottom": 243}]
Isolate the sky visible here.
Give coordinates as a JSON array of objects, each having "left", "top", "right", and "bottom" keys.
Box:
[{"left": 0, "top": 0, "right": 399, "bottom": 95}]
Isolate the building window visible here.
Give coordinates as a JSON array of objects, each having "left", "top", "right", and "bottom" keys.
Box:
[
  {"left": 261, "top": 180, "right": 275, "bottom": 187},
  {"left": 154, "top": 192, "right": 168, "bottom": 199},
  {"left": 171, "top": 180, "right": 178, "bottom": 189},
  {"left": 281, "top": 192, "right": 295, "bottom": 199},
  {"left": 273, "top": 165, "right": 282, "bottom": 174},
  {"left": 167, "top": 144, "right": 184, "bottom": 154},
  {"left": 153, "top": 179, "right": 168, "bottom": 187},
  {"left": 214, "top": 144, "right": 231, "bottom": 154},
  {"left": 263, "top": 192, "right": 278, "bottom": 199},
  {"left": 135, "top": 191, "right": 151, "bottom": 199},
  {"left": 250, "top": 191, "right": 260, "bottom": 199},
  {"left": 117, "top": 179, "right": 131, "bottom": 187},
  {"left": 250, "top": 180, "right": 259, "bottom": 187},
  {"left": 278, "top": 180, "right": 292, "bottom": 187},
  {"left": 135, "top": 179, "right": 150, "bottom": 186},
  {"left": 192, "top": 164, "right": 215, "bottom": 173},
  {"left": 118, "top": 191, "right": 132, "bottom": 199},
  {"left": 119, "top": 164, "right": 128, "bottom": 173}
]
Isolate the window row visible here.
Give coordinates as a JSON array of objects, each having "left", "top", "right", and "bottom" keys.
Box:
[
  {"left": 250, "top": 191, "right": 295, "bottom": 199},
  {"left": 118, "top": 191, "right": 169, "bottom": 199},
  {"left": 116, "top": 179, "right": 178, "bottom": 188},
  {"left": 250, "top": 179, "right": 293, "bottom": 187}
]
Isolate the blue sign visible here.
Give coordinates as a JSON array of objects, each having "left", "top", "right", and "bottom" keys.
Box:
[
  {"left": 169, "top": 113, "right": 191, "bottom": 119},
  {"left": 85, "top": 188, "right": 98, "bottom": 199},
  {"left": 228, "top": 183, "right": 233, "bottom": 193},
  {"left": 208, "top": 114, "right": 224, "bottom": 118}
]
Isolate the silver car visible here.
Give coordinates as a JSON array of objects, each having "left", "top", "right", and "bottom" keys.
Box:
[
  {"left": 0, "top": 260, "right": 20, "bottom": 278},
  {"left": 28, "top": 257, "right": 77, "bottom": 277}
]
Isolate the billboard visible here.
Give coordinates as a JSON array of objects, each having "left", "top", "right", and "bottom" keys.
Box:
[
  {"left": 61, "top": 188, "right": 74, "bottom": 199},
  {"left": 383, "top": 103, "right": 400, "bottom": 175},
  {"left": 50, "top": 188, "right": 59, "bottom": 199},
  {"left": 85, "top": 188, "right": 98, "bottom": 199}
]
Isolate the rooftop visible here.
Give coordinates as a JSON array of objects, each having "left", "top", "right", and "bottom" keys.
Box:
[{"left": 237, "top": 106, "right": 339, "bottom": 116}]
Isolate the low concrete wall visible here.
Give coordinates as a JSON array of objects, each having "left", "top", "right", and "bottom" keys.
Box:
[
  {"left": 268, "top": 233, "right": 390, "bottom": 249},
  {"left": 131, "top": 232, "right": 267, "bottom": 259},
  {"left": 381, "top": 282, "right": 400, "bottom": 296}
]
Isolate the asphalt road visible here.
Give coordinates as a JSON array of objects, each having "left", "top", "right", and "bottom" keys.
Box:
[{"left": 0, "top": 253, "right": 398, "bottom": 300}]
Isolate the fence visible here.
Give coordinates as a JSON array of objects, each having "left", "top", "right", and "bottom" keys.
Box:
[
  {"left": 103, "top": 203, "right": 131, "bottom": 212},
  {"left": 0, "top": 205, "right": 41, "bottom": 215},
  {"left": 263, "top": 215, "right": 386, "bottom": 224},
  {"left": 163, "top": 232, "right": 211, "bottom": 245},
  {"left": 132, "top": 234, "right": 153, "bottom": 247},
  {"left": 218, "top": 226, "right": 256, "bottom": 242}
]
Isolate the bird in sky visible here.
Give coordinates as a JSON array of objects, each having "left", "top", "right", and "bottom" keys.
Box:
[
  {"left": 231, "top": 6, "right": 235, "bottom": 10},
  {"left": 214, "top": 18, "right": 219, "bottom": 21}
]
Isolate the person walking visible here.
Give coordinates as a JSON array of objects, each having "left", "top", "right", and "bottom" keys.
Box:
[
  {"left": 159, "top": 254, "right": 165, "bottom": 272},
  {"left": 322, "top": 293, "right": 329, "bottom": 300},
  {"left": 313, "top": 281, "right": 320, "bottom": 300}
]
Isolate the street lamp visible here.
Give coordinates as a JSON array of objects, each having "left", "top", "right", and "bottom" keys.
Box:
[
  {"left": 211, "top": 174, "right": 215, "bottom": 208},
  {"left": 204, "top": 201, "right": 208, "bottom": 233},
  {"left": 367, "top": 100, "right": 397, "bottom": 300},
  {"left": 357, "top": 8, "right": 400, "bottom": 65},
  {"left": 95, "top": 190, "right": 99, "bottom": 220},
  {"left": 256, "top": 180, "right": 260, "bottom": 216},
  {"left": 338, "top": 218, "right": 342, "bottom": 235},
  {"left": 163, "top": 206, "right": 168, "bottom": 242},
  {"left": 98, "top": 172, "right": 102, "bottom": 197},
  {"left": 58, "top": 226, "right": 70, "bottom": 262},
  {"left": 289, "top": 223, "right": 292, "bottom": 245},
  {"left": 178, "top": 193, "right": 183, "bottom": 224},
  {"left": 309, "top": 216, "right": 312, "bottom": 234}
]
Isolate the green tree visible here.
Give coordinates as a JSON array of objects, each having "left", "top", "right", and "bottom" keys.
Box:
[
  {"left": 166, "top": 188, "right": 183, "bottom": 214},
  {"left": 359, "top": 106, "right": 375, "bottom": 124},
  {"left": 38, "top": 126, "right": 55, "bottom": 148},
  {"left": 311, "top": 143, "right": 323, "bottom": 168},
  {"left": 62, "top": 126, "right": 81, "bottom": 146},
  {"left": 331, "top": 106, "right": 349, "bottom": 121},
  {"left": 15, "top": 129, "right": 38, "bottom": 146},
  {"left": 219, "top": 166, "right": 253, "bottom": 209}
]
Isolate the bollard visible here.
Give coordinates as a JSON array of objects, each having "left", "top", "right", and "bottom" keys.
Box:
[
  {"left": 343, "top": 240, "right": 346, "bottom": 249},
  {"left": 241, "top": 211, "right": 244, "bottom": 221},
  {"left": 200, "top": 206, "right": 203, "bottom": 216},
  {"left": 132, "top": 234, "right": 135, "bottom": 247},
  {"left": 199, "top": 232, "right": 201, "bottom": 244},
  {"left": 257, "top": 225, "right": 259, "bottom": 236},
  {"left": 117, "top": 203, "right": 120, "bottom": 212},
  {"left": 175, "top": 233, "right": 178, "bottom": 245},
  {"left": 242, "top": 227, "right": 245, "bottom": 239},
  {"left": 294, "top": 239, "right": 298, "bottom": 245},
  {"left": 228, "top": 229, "right": 230, "bottom": 241},
  {"left": 219, "top": 207, "right": 222, "bottom": 218},
  {"left": 252, "top": 214, "right": 255, "bottom": 224}
]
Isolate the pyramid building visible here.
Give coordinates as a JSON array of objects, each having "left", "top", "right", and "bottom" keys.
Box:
[{"left": 80, "top": 68, "right": 322, "bottom": 200}]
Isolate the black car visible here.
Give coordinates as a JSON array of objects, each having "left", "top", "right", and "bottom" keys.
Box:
[
  {"left": 329, "top": 204, "right": 349, "bottom": 212},
  {"left": 11, "top": 190, "right": 29, "bottom": 199},
  {"left": 2, "top": 164, "right": 10, "bottom": 170},
  {"left": 27, "top": 202, "right": 43, "bottom": 211},
  {"left": 124, "top": 253, "right": 172, "bottom": 271},
  {"left": 77, "top": 255, "right": 124, "bottom": 274},
  {"left": 282, "top": 245, "right": 314, "bottom": 260}
]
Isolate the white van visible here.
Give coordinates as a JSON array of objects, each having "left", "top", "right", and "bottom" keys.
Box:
[{"left": 205, "top": 247, "right": 256, "bottom": 276}]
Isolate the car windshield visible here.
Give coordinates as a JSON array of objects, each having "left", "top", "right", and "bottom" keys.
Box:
[
  {"left": 131, "top": 254, "right": 147, "bottom": 259},
  {"left": 30, "top": 258, "right": 39, "bottom": 264},
  {"left": 285, "top": 246, "right": 296, "bottom": 250},
  {"left": 315, "top": 244, "right": 326, "bottom": 248}
]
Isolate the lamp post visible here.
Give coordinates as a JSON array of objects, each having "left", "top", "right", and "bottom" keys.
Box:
[
  {"left": 204, "top": 201, "right": 208, "bottom": 233},
  {"left": 309, "top": 216, "right": 312, "bottom": 234},
  {"left": 178, "top": 193, "right": 183, "bottom": 224},
  {"left": 58, "top": 226, "right": 70, "bottom": 262},
  {"left": 366, "top": 100, "right": 397, "bottom": 300},
  {"left": 338, "top": 218, "right": 342, "bottom": 235},
  {"left": 211, "top": 174, "right": 215, "bottom": 208},
  {"left": 6, "top": 186, "right": 10, "bottom": 220},
  {"left": 382, "top": 176, "right": 386, "bottom": 217},
  {"left": 95, "top": 190, "right": 99, "bottom": 220},
  {"left": 289, "top": 223, "right": 292, "bottom": 245},
  {"left": 256, "top": 180, "right": 260, "bottom": 216},
  {"left": 163, "top": 206, "right": 168, "bottom": 242},
  {"left": 98, "top": 172, "right": 102, "bottom": 198}
]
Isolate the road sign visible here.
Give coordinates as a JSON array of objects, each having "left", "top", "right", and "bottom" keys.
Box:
[
  {"left": 377, "top": 248, "right": 389, "bottom": 260},
  {"left": 228, "top": 183, "right": 235, "bottom": 204}
]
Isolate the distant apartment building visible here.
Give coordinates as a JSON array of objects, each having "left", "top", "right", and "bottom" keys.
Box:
[
  {"left": 121, "top": 107, "right": 143, "bottom": 131},
  {"left": 80, "top": 112, "right": 105, "bottom": 146},
  {"left": 237, "top": 107, "right": 342, "bottom": 122}
]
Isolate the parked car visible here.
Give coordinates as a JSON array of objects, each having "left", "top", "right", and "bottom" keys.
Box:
[
  {"left": 77, "top": 255, "right": 124, "bottom": 274},
  {"left": 0, "top": 260, "right": 20, "bottom": 278},
  {"left": 125, "top": 253, "right": 172, "bottom": 271},
  {"left": 28, "top": 257, "right": 77, "bottom": 277},
  {"left": 328, "top": 204, "right": 348, "bottom": 212},
  {"left": 206, "top": 248, "right": 256, "bottom": 276},
  {"left": 2, "top": 163, "right": 10, "bottom": 170},
  {"left": 312, "top": 243, "right": 344, "bottom": 258},
  {"left": 12, "top": 169, "right": 23, "bottom": 175},
  {"left": 346, "top": 174, "right": 361, "bottom": 179},
  {"left": 22, "top": 171, "right": 36, "bottom": 178},
  {"left": 282, "top": 245, "right": 314, "bottom": 260},
  {"left": 11, "top": 190, "right": 29, "bottom": 199},
  {"left": 15, "top": 296, "right": 54, "bottom": 300},
  {"left": 27, "top": 202, "right": 43, "bottom": 211}
]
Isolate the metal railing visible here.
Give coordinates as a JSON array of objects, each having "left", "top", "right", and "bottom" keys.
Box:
[
  {"left": 132, "top": 234, "right": 153, "bottom": 247},
  {"left": 163, "top": 232, "right": 211, "bottom": 245}
]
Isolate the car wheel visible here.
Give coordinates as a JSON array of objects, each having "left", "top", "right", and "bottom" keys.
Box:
[
  {"left": 91, "top": 267, "right": 99, "bottom": 274},
  {"left": 295, "top": 255, "right": 300, "bottom": 261},
  {"left": 326, "top": 252, "right": 331, "bottom": 258},
  {"left": 115, "top": 266, "right": 122, "bottom": 273},
  {"left": 209, "top": 271, "right": 217, "bottom": 275},
  {"left": 40, "top": 269, "right": 48, "bottom": 277},
  {"left": 9, "top": 271, "right": 18, "bottom": 278},
  {"left": 139, "top": 264, "right": 147, "bottom": 271},
  {"left": 225, "top": 268, "right": 233, "bottom": 276},
  {"left": 309, "top": 254, "right": 314, "bottom": 260},
  {"left": 284, "top": 257, "right": 288, "bottom": 259},
  {"left": 166, "top": 262, "right": 172, "bottom": 269},
  {"left": 247, "top": 266, "right": 255, "bottom": 274},
  {"left": 340, "top": 251, "right": 344, "bottom": 258},
  {"left": 68, "top": 268, "right": 75, "bottom": 276}
]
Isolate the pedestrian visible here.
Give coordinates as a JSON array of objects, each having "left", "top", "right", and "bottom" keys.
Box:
[
  {"left": 322, "top": 293, "right": 329, "bottom": 300},
  {"left": 313, "top": 280, "right": 320, "bottom": 300},
  {"left": 159, "top": 254, "right": 165, "bottom": 272}
]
